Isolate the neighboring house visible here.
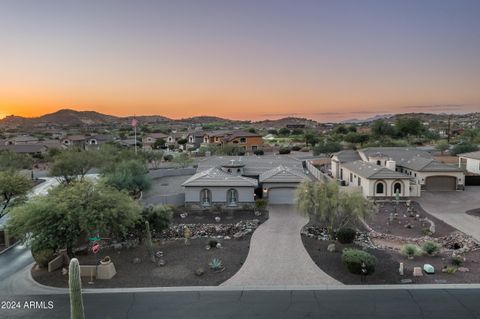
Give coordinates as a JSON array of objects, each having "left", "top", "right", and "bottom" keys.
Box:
[
  {"left": 458, "top": 151, "right": 480, "bottom": 175},
  {"left": 202, "top": 130, "right": 263, "bottom": 151},
  {"left": 331, "top": 147, "right": 465, "bottom": 198},
  {"left": 0, "top": 144, "right": 48, "bottom": 155},
  {"left": 119, "top": 139, "right": 139, "bottom": 148},
  {"left": 62, "top": 135, "right": 87, "bottom": 147},
  {"left": 142, "top": 133, "right": 168, "bottom": 150},
  {"left": 183, "top": 155, "right": 310, "bottom": 209},
  {"left": 166, "top": 132, "right": 187, "bottom": 147},
  {"left": 5, "top": 135, "right": 39, "bottom": 145},
  {"left": 87, "top": 134, "right": 116, "bottom": 147},
  {"left": 186, "top": 131, "right": 205, "bottom": 149}
]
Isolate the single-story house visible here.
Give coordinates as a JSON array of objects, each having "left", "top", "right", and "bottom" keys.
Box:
[
  {"left": 331, "top": 147, "right": 465, "bottom": 198},
  {"left": 0, "top": 144, "right": 48, "bottom": 155},
  {"left": 182, "top": 155, "right": 310, "bottom": 209},
  {"left": 458, "top": 151, "right": 480, "bottom": 175},
  {"left": 182, "top": 167, "right": 258, "bottom": 210}
]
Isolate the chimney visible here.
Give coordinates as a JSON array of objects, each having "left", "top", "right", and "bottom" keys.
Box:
[{"left": 386, "top": 159, "right": 396, "bottom": 171}]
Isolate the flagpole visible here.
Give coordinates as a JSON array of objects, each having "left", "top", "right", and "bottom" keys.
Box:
[{"left": 134, "top": 119, "right": 137, "bottom": 154}]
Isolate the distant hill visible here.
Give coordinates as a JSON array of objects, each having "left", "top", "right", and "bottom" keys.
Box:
[
  {"left": 0, "top": 109, "right": 172, "bottom": 127},
  {"left": 178, "top": 116, "right": 239, "bottom": 124},
  {"left": 342, "top": 114, "right": 393, "bottom": 124}
]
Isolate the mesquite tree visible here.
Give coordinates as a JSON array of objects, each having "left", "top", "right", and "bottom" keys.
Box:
[{"left": 296, "top": 181, "right": 375, "bottom": 238}]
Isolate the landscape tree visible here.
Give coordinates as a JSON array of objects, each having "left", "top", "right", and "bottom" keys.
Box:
[
  {"left": 333, "top": 125, "right": 349, "bottom": 135},
  {"left": 451, "top": 142, "right": 479, "bottom": 156},
  {"left": 291, "top": 128, "right": 304, "bottom": 135},
  {"left": 177, "top": 138, "right": 188, "bottom": 148},
  {"left": 50, "top": 149, "right": 100, "bottom": 184},
  {"left": 304, "top": 132, "right": 320, "bottom": 147},
  {"left": 152, "top": 138, "right": 166, "bottom": 149},
  {"left": 395, "top": 118, "right": 424, "bottom": 138},
  {"left": 0, "top": 171, "right": 32, "bottom": 217},
  {"left": 435, "top": 140, "right": 449, "bottom": 155},
  {"left": 313, "top": 140, "right": 342, "bottom": 156},
  {"left": 173, "top": 153, "right": 195, "bottom": 168},
  {"left": 296, "top": 181, "right": 375, "bottom": 238},
  {"left": 102, "top": 159, "right": 151, "bottom": 197},
  {"left": 371, "top": 120, "right": 397, "bottom": 138},
  {"left": 267, "top": 129, "right": 278, "bottom": 135},
  {"left": 142, "top": 150, "right": 164, "bottom": 169},
  {"left": 8, "top": 181, "right": 141, "bottom": 257},
  {"left": 344, "top": 132, "right": 370, "bottom": 146},
  {"left": 461, "top": 128, "right": 480, "bottom": 144},
  {"left": 0, "top": 151, "right": 33, "bottom": 171},
  {"left": 248, "top": 127, "right": 257, "bottom": 134},
  {"left": 142, "top": 204, "right": 174, "bottom": 234},
  {"left": 278, "top": 128, "right": 291, "bottom": 136}
]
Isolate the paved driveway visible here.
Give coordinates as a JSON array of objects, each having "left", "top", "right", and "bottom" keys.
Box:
[
  {"left": 222, "top": 205, "right": 340, "bottom": 287},
  {"left": 418, "top": 187, "right": 480, "bottom": 241}
]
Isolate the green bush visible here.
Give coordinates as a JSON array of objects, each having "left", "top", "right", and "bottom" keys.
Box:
[
  {"left": 291, "top": 145, "right": 302, "bottom": 151},
  {"left": 163, "top": 154, "right": 173, "bottom": 161},
  {"left": 253, "top": 150, "right": 264, "bottom": 155},
  {"left": 278, "top": 148, "right": 291, "bottom": 154},
  {"left": 451, "top": 255, "right": 464, "bottom": 266},
  {"left": 336, "top": 228, "right": 356, "bottom": 244},
  {"left": 421, "top": 241, "right": 440, "bottom": 256},
  {"left": 341, "top": 248, "right": 376, "bottom": 275},
  {"left": 401, "top": 244, "right": 421, "bottom": 258},
  {"left": 32, "top": 248, "right": 54, "bottom": 268}
]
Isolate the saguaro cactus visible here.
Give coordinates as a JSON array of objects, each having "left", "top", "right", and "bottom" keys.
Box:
[
  {"left": 145, "top": 221, "right": 156, "bottom": 263},
  {"left": 68, "top": 258, "right": 85, "bottom": 319}
]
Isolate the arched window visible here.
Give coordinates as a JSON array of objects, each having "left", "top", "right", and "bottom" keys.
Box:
[
  {"left": 200, "top": 189, "right": 211, "bottom": 206},
  {"left": 227, "top": 189, "right": 238, "bottom": 205},
  {"left": 393, "top": 182, "right": 402, "bottom": 195},
  {"left": 376, "top": 160, "right": 381, "bottom": 166},
  {"left": 375, "top": 182, "right": 385, "bottom": 194}
]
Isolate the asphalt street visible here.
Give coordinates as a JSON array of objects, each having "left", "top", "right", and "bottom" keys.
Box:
[
  {"left": 1, "top": 289, "right": 480, "bottom": 319},
  {"left": 0, "top": 245, "right": 33, "bottom": 283}
]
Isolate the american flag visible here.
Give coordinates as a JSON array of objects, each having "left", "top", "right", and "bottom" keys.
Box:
[{"left": 131, "top": 117, "right": 138, "bottom": 128}]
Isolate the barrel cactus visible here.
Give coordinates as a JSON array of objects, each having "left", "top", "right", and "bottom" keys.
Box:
[
  {"left": 68, "top": 258, "right": 85, "bottom": 319},
  {"left": 145, "top": 221, "right": 156, "bottom": 263}
]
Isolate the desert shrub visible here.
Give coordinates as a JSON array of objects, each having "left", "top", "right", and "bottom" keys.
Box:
[
  {"left": 291, "top": 145, "right": 302, "bottom": 151},
  {"left": 401, "top": 244, "right": 421, "bottom": 258},
  {"left": 341, "top": 248, "right": 376, "bottom": 275},
  {"left": 451, "top": 255, "right": 464, "bottom": 266},
  {"left": 278, "top": 148, "right": 291, "bottom": 154},
  {"left": 336, "top": 228, "right": 356, "bottom": 244},
  {"left": 445, "top": 266, "right": 457, "bottom": 274},
  {"left": 421, "top": 241, "right": 440, "bottom": 256},
  {"left": 255, "top": 199, "right": 268, "bottom": 212},
  {"left": 32, "top": 248, "right": 54, "bottom": 268},
  {"left": 163, "top": 154, "right": 173, "bottom": 161},
  {"left": 208, "top": 239, "right": 218, "bottom": 248},
  {"left": 253, "top": 150, "right": 264, "bottom": 155}
]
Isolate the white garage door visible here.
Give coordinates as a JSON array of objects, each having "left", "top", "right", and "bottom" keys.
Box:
[{"left": 268, "top": 188, "right": 296, "bottom": 204}]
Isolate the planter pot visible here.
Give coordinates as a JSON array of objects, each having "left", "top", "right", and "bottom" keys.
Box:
[{"left": 100, "top": 256, "right": 112, "bottom": 265}]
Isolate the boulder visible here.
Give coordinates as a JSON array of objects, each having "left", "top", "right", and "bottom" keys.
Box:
[
  {"left": 327, "top": 243, "right": 336, "bottom": 253},
  {"left": 457, "top": 267, "right": 470, "bottom": 273},
  {"left": 413, "top": 267, "right": 423, "bottom": 277},
  {"left": 423, "top": 264, "right": 435, "bottom": 274}
]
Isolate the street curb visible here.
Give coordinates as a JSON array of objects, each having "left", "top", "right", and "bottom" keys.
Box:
[{"left": 0, "top": 241, "right": 20, "bottom": 255}]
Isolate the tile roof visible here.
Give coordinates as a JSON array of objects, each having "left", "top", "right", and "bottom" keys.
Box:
[
  {"left": 182, "top": 167, "right": 258, "bottom": 187},
  {"left": 333, "top": 150, "right": 361, "bottom": 163},
  {"left": 342, "top": 160, "right": 411, "bottom": 179},
  {"left": 197, "top": 155, "right": 304, "bottom": 176},
  {"left": 459, "top": 151, "right": 480, "bottom": 160},
  {"left": 0, "top": 144, "right": 47, "bottom": 153},
  {"left": 259, "top": 165, "right": 309, "bottom": 183}
]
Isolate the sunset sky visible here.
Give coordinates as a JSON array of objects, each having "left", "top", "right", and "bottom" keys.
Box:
[{"left": 0, "top": 0, "right": 479, "bottom": 122}]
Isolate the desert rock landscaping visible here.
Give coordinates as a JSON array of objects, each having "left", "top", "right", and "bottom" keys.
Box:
[
  {"left": 32, "top": 237, "right": 252, "bottom": 288},
  {"left": 32, "top": 209, "right": 267, "bottom": 288},
  {"left": 302, "top": 201, "right": 480, "bottom": 285}
]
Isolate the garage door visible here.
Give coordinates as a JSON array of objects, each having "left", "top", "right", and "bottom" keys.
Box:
[
  {"left": 425, "top": 176, "right": 456, "bottom": 191},
  {"left": 268, "top": 188, "right": 296, "bottom": 204}
]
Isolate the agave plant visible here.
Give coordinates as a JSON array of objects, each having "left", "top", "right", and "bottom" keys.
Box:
[{"left": 209, "top": 258, "right": 223, "bottom": 270}]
